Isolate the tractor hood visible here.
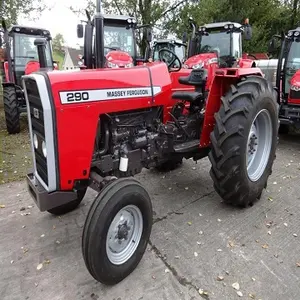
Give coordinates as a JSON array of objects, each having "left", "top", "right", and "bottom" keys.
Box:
[
  {"left": 106, "top": 50, "right": 134, "bottom": 68},
  {"left": 184, "top": 53, "right": 218, "bottom": 69},
  {"left": 290, "top": 70, "right": 300, "bottom": 88}
]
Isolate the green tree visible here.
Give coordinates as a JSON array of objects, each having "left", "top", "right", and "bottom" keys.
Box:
[
  {"left": 1, "top": 0, "right": 47, "bottom": 27},
  {"left": 52, "top": 33, "right": 65, "bottom": 53}
]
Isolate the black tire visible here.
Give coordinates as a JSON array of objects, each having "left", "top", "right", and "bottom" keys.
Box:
[
  {"left": 278, "top": 123, "right": 289, "bottom": 135},
  {"left": 47, "top": 188, "right": 87, "bottom": 215},
  {"left": 82, "top": 178, "right": 152, "bottom": 285},
  {"left": 209, "top": 75, "right": 278, "bottom": 207},
  {"left": 155, "top": 157, "right": 183, "bottom": 172},
  {"left": 3, "top": 86, "right": 20, "bottom": 134}
]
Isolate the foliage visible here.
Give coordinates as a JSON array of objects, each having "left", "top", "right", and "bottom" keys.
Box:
[
  {"left": 1, "top": 0, "right": 47, "bottom": 27},
  {"left": 70, "top": 0, "right": 300, "bottom": 55},
  {"left": 52, "top": 33, "right": 65, "bottom": 53}
]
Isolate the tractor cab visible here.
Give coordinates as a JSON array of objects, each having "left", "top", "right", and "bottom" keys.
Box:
[
  {"left": 0, "top": 24, "right": 54, "bottom": 86},
  {"left": 77, "top": 10, "right": 150, "bottom": 69},
  {"left": 268, "top": 27, "right": 300, "bottom": 131},
  {"left": 152, "top": 39, "right": 187, "bottom": 68},
  {"left": 184, "top": 20, "right": 252, "bottom": 69}
]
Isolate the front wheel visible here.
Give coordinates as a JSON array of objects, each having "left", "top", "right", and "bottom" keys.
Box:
[
  {"left": 82, "top": 178, "right": 152, "bottom": 285},
  {"left": 209, "top": 75, "right": 278, "bottom": 207}
]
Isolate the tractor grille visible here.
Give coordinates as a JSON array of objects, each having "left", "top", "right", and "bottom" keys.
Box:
[
  {"left": 289, "top": 89, "right": 300, "bottom": 100},
  {"left": 24, "top": 78, "right": 48, "bottom": 186}
]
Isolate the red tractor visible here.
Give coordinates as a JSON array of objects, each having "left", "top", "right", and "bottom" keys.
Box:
[
  {"left": 184, "top": 19, "right": 256, "bottom": 73},
  {"left": 22, "top": 0, "right": 278, "bottom": 286},
  {"left": 268, "top": 27, "right": 300, "bottom": 134},
  {"left": 0, "top": 20, "right": 57, "bottom": 134},
  {"left": 76, "top": 10, "right": 152, "bottom": 69}
]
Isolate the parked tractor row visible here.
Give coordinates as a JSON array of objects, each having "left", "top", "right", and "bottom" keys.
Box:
[{"left": 17, "top": 0, "right": 281, "bottom": 286}]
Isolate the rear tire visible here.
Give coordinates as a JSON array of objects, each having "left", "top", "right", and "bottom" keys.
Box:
[
  {"left": 209, "top": 76, "right": 278, "bottom": 207},
  {"left": 82, "top": 178, "right": 152, "bottom": 285},
  {"left": 3, "top": 86, "right": 20, "bottom": 134},
  {"left": 47, "top": 188, "right": 87, "bottom": 215}
]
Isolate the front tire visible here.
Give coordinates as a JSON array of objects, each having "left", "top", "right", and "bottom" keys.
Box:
[
  {"left": 209, "top": 76, "right": 278, "bottom": 207},
  {"left": 82, "top": 178, "right": 152, "bottom": 285},
  {"left": 3, "top": 86, "right": 20, "bottom": 134}
]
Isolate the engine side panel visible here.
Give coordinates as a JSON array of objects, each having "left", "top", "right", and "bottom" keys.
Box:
[{"left": 47, "top": 63, "right": 172, "bottom": 190}]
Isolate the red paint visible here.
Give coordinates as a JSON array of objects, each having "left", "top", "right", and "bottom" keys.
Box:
[
  {"left": 184, "top": 53, "right": 218, "bottom": 69},
  {"left": 288, "top": 70, "right": 300, "bottom": 104},
  {"left": 105, "top": 50, "right": 133, "bottom": 67},
  {"left": 3, "top": 61, "right": 10, "bottom": 82},
  {"left": 238, "top": 58, "right": 255, "bottom": 68},
  {"left": 25, "top": 61, "right": 40, "bottom": 75}
]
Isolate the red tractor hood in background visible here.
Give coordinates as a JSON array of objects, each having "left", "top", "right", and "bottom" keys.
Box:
[
  {"left": 290, "top": 70, "right": 300, "bottom": 87},
  {"left": 106, "top": 50, "right": 133, "bottom": 67},
  {"left": 184, "top": 53, "right": 218, "bottom": 68}
]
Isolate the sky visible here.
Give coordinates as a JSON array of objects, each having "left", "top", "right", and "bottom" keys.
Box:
[{"left": 19, "top": 0, "right": 86, "bottom": 48}]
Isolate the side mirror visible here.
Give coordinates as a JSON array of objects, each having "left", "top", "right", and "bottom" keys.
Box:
[
  {"left": 182, "top": 32, "right": 188, "bottom": 44},
  {"left": 268, "top": 38, "right": 277, "bottom": 54},
  {"left": 243, "top": 25, "right": 252, "bottom": 40},
  {"left": 77, "top": 24, "right": 84, "bottom": 38},
  {"left": 146, "top": 28, "right": 152, "bottom": 43}
]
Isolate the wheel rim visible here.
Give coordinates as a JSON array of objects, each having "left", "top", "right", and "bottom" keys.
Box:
[
  {"left": 246, "top": 109, "right": 273, "bottom": 182},
  {"left": 106, "top": 205, "right": 143, "bottom": 265}
]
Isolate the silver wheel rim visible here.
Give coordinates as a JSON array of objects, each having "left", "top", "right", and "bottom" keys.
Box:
[
  {"left": 246, "top": 109, "right": 273, "bottom": 182},
  {"left": 106, "top": 205, "right": 143, "bottom": 265}
]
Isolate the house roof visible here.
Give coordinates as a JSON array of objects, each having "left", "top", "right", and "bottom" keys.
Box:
[{"left": 64, "top": 47, "right": 83, "bottom": 66}]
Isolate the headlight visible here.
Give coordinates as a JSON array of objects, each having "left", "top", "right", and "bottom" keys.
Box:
[
  {"left": 192, "top": 62, "right": 204, "bottom": 69},
  {"left": 290, "top": 84, "right": 300, "bottom": 91},
  {"left": 107, "top": 61, "right": 119, "bottom": 68},
  {"left": 33, "top": 134, "right": 38, "bottom": 149},
  {"left": 42, "top": 140, "right": 47, "bottom": 158},
  {"left": 125, "top": 63, "right": 134, "bottom": 68}
]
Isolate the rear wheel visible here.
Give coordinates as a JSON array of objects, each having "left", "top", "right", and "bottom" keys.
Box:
[
  {"left": 82, "top": 178, "right": 152, "bottom": 285},
  {"left": 3, "top": 86, "right": 20, "bottom": 134},
  {"left": 209, "top": 76, "right": 278, "bottom": 207},
  {"left": 47, "top": 188, "right": 87, "bottom": 215}
]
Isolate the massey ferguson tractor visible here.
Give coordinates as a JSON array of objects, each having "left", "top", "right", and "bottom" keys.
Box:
[
  {"left": 0, "top": 20, "right": 56, "bottom": 134},
  {"left": 151, "top": 37, "right": 187, "bottom": 67},
  {"left": 77, "top": 11, "right": 152, "bottom": 69},
  {"left": 267, "top": 27, "right": 300, "bottom": 134},
  {"left": 184, "top": 19, "right": 256, "bottom": 72},
  {"left": 22, "top": 0, "right": 279, "bottom": 286}
]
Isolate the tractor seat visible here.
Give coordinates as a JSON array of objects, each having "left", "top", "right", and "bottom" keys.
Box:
[{"left": 172, "top": 91, "right": 203, "bottom": 103}]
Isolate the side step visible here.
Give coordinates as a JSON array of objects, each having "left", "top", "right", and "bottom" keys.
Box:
[{"left": 174, "top": 139, "right": 199, "bottom": 153}]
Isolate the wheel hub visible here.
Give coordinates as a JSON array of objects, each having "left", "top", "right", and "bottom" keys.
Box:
[
  {"left": 106, "top": 205, "right": 143, "bottom": 265},
  {"left": 246, "top": 109, "right": 273, "bottom": 182}
]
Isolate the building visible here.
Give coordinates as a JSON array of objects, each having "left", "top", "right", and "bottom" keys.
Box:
[{"left": 62, "top": 47, "right": 83, "bottom": 70}]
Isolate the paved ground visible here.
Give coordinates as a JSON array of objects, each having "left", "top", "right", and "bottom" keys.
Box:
[{"left": 1, "top": 134, "right": 300, "bottom": 300}]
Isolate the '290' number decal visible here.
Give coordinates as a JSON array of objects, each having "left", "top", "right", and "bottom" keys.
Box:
[{"left": 66, "top": 92, "right": 89, "bottom": 102}]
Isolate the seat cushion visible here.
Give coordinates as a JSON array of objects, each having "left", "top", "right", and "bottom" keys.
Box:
[{"left": 172, "top": 91, "right": 203, "bottom": 103}]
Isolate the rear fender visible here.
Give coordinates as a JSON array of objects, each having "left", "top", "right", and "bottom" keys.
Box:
[
  {"left": 3, "top": 61, "right": 11, "bottom": 82},
  {"left": 199, "top": 68, "right": 263, "bottom": 147},
  {"left": 238, "top": 58, "right": 256, "bottom": 68}
]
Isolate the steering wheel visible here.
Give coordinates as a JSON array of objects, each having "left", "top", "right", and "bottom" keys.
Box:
[{"left": 158, "top": 48, "right": 182, "bottom": 72}]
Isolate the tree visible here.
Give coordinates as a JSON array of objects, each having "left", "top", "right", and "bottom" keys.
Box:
[
  {"left": 52, "top": 33, "right": 65, "bottom": 53},
  {"left": 1, "top": 0, "right": 47, "bottom": 27}
]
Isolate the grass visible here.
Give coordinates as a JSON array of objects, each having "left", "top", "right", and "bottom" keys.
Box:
[
  {"left": 0, "top": 111, "right": 32, "bottom": 184},
  {"left": 53, "top": 51, "right": 64, "bottom": 69}
]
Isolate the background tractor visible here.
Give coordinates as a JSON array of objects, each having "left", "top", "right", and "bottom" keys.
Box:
[
  {"left": 76, "top": 11, "right": 152, "bottom": 69},
  {"left": 267, "top": 27, "right": 300, "bottom": 134},
  {"left": 0, "top": 20, "right": 56, "bottom": 134},
  {"left": 151, "top": 37, "right": 187, "bottom": 67},
  {"left": 23, "top": 0, "right": 279, "bottom": 286}
]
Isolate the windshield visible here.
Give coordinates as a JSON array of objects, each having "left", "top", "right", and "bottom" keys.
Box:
[
  {"left": 153, "top": 43, "right": 185, "bottom": 61},
  {"left": 13, "top": 33, "right": 53, "bottom": 68},
  {"left": 196, "top": 31, "right": 231, "bottom": 57},
  {"left": 103, "top": 25, "right": 135, "bottom": 56},
  {"left": 285, "top": 39, "right": 300, "bottom": 94}
]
